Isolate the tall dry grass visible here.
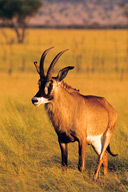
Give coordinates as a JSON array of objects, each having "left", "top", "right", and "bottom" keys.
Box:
[
  {"left": 0, "top": 29, "right": 128, "bottom": 76},
  {"left": 0, "top": 29, "right": 128, "bottom": 191}
]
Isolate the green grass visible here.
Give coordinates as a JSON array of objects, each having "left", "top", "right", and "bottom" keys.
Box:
[{"left": 0, "top": 72, "right": 128, "bottom": 192}]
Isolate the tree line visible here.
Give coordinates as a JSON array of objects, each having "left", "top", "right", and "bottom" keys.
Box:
[{"left": 0, "top": 0, "right": 43, "bottom": 43}]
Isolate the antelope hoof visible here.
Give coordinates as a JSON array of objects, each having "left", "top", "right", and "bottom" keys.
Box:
[
  {"left": 62, "top": 165, "right": 67, "bottom": 172},
  {"left": 78, "top": 165, "right": 85, "bottom": 172},
  {"left": 93, "top": 173, "right": 98, "bottom": 181}
]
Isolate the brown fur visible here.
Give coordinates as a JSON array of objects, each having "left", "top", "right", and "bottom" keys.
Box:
[
  {"left": 60, "top": 81, "right": 79, "bottom": 93},
  {"left": 44, "top": 80, "right": 117, "bottom": 180},
  {"left": 32, "top": 49, "right": 118, "bottom": 181}
]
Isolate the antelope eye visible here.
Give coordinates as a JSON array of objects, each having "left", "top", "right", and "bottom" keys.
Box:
[
  {"left": 49, "top": 80, "right": 53, "bottom": 89},
  {"left": 45, "top": 80, "right": 53, "bottom": 95}
]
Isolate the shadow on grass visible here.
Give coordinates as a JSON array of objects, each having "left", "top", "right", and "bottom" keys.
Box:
[
  {"left": 108, "top": 157, "right": 128, "bottom": 172},
  {"left": 40, "top": 151, "right": 128, "bottom": 172}
]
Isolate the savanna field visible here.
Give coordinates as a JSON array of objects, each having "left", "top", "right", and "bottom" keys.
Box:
[{"left": 0, "top": 29, "right": 128, "bottom": 192}]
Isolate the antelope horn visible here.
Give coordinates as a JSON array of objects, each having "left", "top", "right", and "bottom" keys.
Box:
[
  {"left": 39, "top": 46, "right": 54, "bottom": 78},
  {"left": 47, "top": 49, "right": 69, "bottom": 81},
  {"left": 34, "top": 61, "right": 40, "bottom": 74}
]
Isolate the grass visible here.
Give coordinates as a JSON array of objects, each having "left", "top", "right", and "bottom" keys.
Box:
[
  {"left": 0, "top": 72, "right": 128, "bottom": 192},
  {"left": 0, "top": 28, "right": 128, "bottom": 74},
  {"left": 0, "top": 29, "right": 128, "bottom": 191}
]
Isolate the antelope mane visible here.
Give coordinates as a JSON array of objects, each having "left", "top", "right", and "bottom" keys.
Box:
[{"left": 60, "top": 81, "right": 79, "bottom": 93}]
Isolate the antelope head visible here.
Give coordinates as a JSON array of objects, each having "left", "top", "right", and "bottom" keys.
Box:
[{"left": 32, "top": 47, "right": 74, "bottom": 106}]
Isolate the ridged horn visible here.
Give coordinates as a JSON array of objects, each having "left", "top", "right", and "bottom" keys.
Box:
[
  {"left": 39, "top": 46, "right": 54, "bottom": 78},
  {"left": 47, "top": 49, "right": 69, "bottom": 81},
  {"left": 34, "top": 61, "right": 40, "bottom": 74}
]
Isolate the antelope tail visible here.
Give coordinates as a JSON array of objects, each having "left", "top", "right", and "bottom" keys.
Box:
[{"left": 107, "top": 145, "right": 118, "bottom": 157}]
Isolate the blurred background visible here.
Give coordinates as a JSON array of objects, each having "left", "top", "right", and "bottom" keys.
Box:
[
  {"left": 0, "top": 1, "right": 128, "bottom": 192},
  {"left": 0, "top": 0, "right": 128, "bottom": 77}
]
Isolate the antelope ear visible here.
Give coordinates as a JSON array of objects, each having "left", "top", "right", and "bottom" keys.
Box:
[{"left": 56, "top": 66, "right": 74, "bottom": 82}]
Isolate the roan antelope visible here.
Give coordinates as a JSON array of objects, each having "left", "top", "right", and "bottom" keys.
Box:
[{"left": 32, "top": 47, "right": 118, "bottom": 180}]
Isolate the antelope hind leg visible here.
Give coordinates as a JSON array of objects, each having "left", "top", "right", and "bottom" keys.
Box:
[
  {"left": 103, "top": 152, "right": 108, "bottom": 176},
  {"left": 94, "top": 129, "right": 112, "bottom": 180}
]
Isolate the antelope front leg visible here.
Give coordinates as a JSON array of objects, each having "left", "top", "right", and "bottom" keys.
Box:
[
  {"left": 78, "top": 138, "right": 86, "bottom": 172},
  {"left": 58, "top": 140, "right": 68, "bottom": 169}
]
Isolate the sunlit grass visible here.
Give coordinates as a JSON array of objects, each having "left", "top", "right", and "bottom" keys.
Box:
[
  {"left": 0, "top": 72, "right": 128, "bottom": 191},
  {"left": 0, "top": 29, "right": 128, "bottom": 73},
  {"left": 0, "top": 29, "right": 128, "bottom": 191}
]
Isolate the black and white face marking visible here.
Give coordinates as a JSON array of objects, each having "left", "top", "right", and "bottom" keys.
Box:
[
  {"left": 32, "top": 79, "right": 54, "bottom": 106},
  {"left": 32, "top": 66, "right": 74, "bottom": 106},
  {"left": 32, "top": 96, "right": 49, "bottom": 106}
]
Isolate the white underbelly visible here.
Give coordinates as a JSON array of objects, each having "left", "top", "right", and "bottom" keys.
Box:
[{"left": 87, "top": 134, "right": 103, "bottom": 145}]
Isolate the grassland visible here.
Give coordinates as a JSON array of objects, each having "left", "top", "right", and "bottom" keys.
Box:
[
  {"left": 0, "top": 29, "right": 128, "bottom": 74},
  {"left": 0, "top": 29, "right": 128, "bottom": 192}
]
